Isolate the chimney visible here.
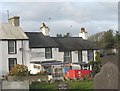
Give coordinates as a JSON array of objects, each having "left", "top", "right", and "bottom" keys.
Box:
[
  {"left": 79, "top": 27, "right": 87, "bottom": 40},
  {"left": 8, "top": 16, "right": 20, "bottom": 26},
  {"left": 40, "top": 22, "right": 50, "bottom": 36}
]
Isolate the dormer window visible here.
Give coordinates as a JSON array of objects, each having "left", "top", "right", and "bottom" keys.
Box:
[{"left": 8, "top": 40, "right": 16, "bottom": 54}]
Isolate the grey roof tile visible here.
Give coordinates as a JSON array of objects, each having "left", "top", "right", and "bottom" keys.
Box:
[
  {"left": 25, "top": 32, "right": 58, "bottom": 48},
  {"left": 25, "top": 32, "right": 98, "bottom": 51},
  {"left": 0, "top": 22, "right": 28, "bottom": 39}
]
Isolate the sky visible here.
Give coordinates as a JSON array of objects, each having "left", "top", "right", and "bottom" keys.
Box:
[{"left": 0, "top": 0, "right": 119, "bottom": 37}]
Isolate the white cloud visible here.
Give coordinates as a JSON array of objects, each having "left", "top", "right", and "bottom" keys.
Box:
[{"left": 1, "top": 2, "right": 118, "bottom": 36}]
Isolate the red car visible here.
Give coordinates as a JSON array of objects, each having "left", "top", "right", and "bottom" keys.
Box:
[{"left": 65, "top": 70, "right": 93, "bottom": 79}]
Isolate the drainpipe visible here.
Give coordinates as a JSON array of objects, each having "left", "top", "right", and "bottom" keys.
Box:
[{"left": 22, "top": 40, "right": 24, "bottom": 65}]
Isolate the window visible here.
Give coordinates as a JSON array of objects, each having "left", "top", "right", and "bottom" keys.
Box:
[
  {"left": 8, "top": 58, "right": 17, "bottom": 71},
  {"left": 8, "top": 40, "right": 16, "bottom": 54},
  {"left": 64, "top": 51, "right": 72, "bottom": 62},
  {"left": 33, "top": 65, "right": 40, "bottom": 69},
  {"left": 88, "top": 50, "right": 94, "bottom": 61},
  {"left": 78, "top": 51, "right": 82, "bottom": 62},
  {"left": 45, "top": 48, "right": 52, "bottom": 59}
]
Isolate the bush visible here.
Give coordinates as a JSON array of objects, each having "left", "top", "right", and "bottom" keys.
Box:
[
  {"left": 83, "top": 75, "right": 88, "bottom": 80},
  {"left": 9, "top": 64, "right": 30, "bottom": 76}
]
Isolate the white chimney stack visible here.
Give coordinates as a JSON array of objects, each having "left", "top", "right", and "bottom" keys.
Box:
[
  {"left": 40, "top": 23, "right": 50, "bottom": 36},
  {"left": 79, "top": 27, "right": 87, "bottom": 40}
]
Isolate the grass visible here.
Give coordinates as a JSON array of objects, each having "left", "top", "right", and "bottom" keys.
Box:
[
  {"left": 66, "top": 80, "right": 94, "bottom": 89},
  {"left": 30, "top": 82, "right": 57, "bottom": 89},
  {"left": 29, "top": 80, "right": 94, "bottom": 90}
]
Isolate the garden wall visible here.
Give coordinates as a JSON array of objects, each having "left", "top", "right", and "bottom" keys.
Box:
[
  {"left": 2, "top": 80, "right": 29, "bottom": 91},
  {"left": 8, "top": 75, "right": 48, "bottom": 82}
]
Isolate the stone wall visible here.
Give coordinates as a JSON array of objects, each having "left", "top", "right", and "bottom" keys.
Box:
[
  {"left": 2, "top": 80, "right": 29, "bottom": 91},
  {"left": 7, "top": 75, "right": 48, "bottom": 82}
]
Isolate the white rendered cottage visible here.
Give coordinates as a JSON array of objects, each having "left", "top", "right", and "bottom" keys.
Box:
[
  {"left": 0, "top": 16, "right": 30, "bottom": 76},
  {"left": 0, "top": 16, "right": 99, "bottom": 76},
  {"left": 25, "top": 23, "right": 98, "bottom": 74}
]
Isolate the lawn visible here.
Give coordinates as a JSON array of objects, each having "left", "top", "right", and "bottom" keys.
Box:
[{"left": 29, "top": 80, "right": 94, "bottom": 90}]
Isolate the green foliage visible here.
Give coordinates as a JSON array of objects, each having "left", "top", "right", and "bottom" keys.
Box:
[
  {"left": 9, "top": 64, "right": 30, "bottom": 76},
  {"left": 114, "top": 31, "right": 120, "bottom": 48},
  {"left": 30, "top": 80, "right": 93, "bottom": 89},
  {"left": 92, "top": 63, "right": 101, "bottom": 76},
  {"left": 83, "top": 75, "right": 88, "bottom": 80},
  {"left": 67, "top": 81, "right": 93, "bottom": 89},
  {"left": 102, "top": 29, "right": 114, "bottom": 49},
  {"left": 56, "top": 32, "right": 72, "bottom": 37},
  {"left": 89, "top": 29, "right": 119, "bottom": 50},
  {"left": 95, "top": 51, "right": 100, "bottom": 62},
  {"left": 88, "top": 51, "right": 101, "bottom": 76}
]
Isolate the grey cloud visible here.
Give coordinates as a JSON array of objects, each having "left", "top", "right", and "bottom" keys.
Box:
[{"left": 1, "top": 2, "right": 118, "bottom": 36}]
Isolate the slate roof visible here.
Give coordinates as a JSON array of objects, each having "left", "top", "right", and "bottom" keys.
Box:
[
  {"left": 52, "top": 37, "right": 98, "bottom": 51},
  {"left": 25, "top": 32, "right": 98, "bottom": 51},
  {"left": 25, "top": 32, "right": 58, "bottom": 48},
  {"left": 0, "top": 22, "right": 28, "bottom": 39}
]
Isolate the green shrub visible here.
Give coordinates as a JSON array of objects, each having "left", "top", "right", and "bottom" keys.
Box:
[
  {"left": 9, "top": 64, "right": 30, "bottom": 76},
  {"left": 83, "top": 75, "right": 88, "bottom": 80}
]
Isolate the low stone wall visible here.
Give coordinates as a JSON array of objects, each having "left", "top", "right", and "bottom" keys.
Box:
[
  {"left": 8, "top": 75, "right": 48, "bottom": 82},
  {"left": 2, "top": 80, "right": 29, "bottom": 90}
]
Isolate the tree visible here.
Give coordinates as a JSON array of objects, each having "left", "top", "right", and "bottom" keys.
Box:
[
  {"left": 63, "top": 32, "right": 71, "bottom": 37},
  {"left": 56, "top": 32, "right": 72, "bottom": 37},
  {"left": 95, "top": 51, "right": 100, "bottom": 62},
  {"left": 102, "top": 29, "right": 114, "bottom": 49},
  {"left": 88, "top": 51, "right": 101, "bottom": 76},
  {"left": 56, "top": 34, "right": 62, "bottom": 37},
  {"left": 114, "top": 31, "right": 120, "bottom": 48}
]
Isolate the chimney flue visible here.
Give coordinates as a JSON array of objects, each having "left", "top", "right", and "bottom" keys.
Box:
[
  {"left": 8, "top": 16, "right": 20, "bottom": 26},
  {"left": 79, "top": 27, "right": 87, "bottom": 40},
  {"left": 40, "top": 22, "right": 50, "bottom": 36}
]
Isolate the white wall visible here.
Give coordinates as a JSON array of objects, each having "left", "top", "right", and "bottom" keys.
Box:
[
  {"left": 30, "top": 48, "right": 45, "bottom": 61},
  {"left": 79, "top": 32, "right": 87, "bottom": 40},
  {"left": 1, "top": 40, "right": 29, "bottom": 76},
  {"left": 22, "top": 40, "right": 30, "bottom": 69},
  {"left": 30, "top": 48, "right": 64, "bottom": 62},
  {"left": 0, "top": 40, "right": 2, "bottom": 76},
  {"left": 52, "top": 48, "right": 64, "bottom": 62}
]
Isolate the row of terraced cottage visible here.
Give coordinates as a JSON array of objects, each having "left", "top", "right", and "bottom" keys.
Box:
[{"left": 0, "top": 16, "right": 99, "bottom": 76}]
